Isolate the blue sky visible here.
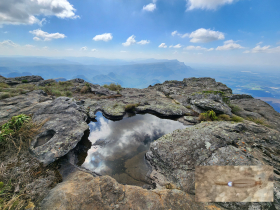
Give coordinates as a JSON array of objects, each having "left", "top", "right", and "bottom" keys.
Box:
[{"left": 0, "top": 0, "right": 280, "bottom": 66}]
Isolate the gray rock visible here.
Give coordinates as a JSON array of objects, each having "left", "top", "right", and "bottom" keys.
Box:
[
  {"left": 13, "top": 75, "right": 44, "bottom": 83},
  {"left": 0, "top": 90, "right": 52, "bottom": 124},
  {"left": 191, "top": 98, "right": 232, "bottom": 115},
  {"left": 146, "top": 121, "right": 280, "bottom": 210},
  {"left": 230, "top": 94, "right": 253, "bottom": 100},
  {"left": 184, "top": 116, "right": 199, "bottom": 123},
  {"left": 90, "top": 84, "right": 117, "bottom": 95},
  {"left": 37, "top": 79, "right": 56, "bottom": 86},
  {"left": 30, "top": 97, "right": 89, "bottom": 166}
]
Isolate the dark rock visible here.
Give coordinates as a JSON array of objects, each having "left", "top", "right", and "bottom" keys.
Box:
[
  {"left": 30, "top": 97, "right": 88, "bottom": 166},
  {"left": 37, "top": 79, "right": 56, "bottom": 86},
  {"left": 230, "top": 94, "right": 253, "bottom": 100},
  {"left": 69, "top": 78, "right": 85, "bottom": 83},
  {"left": 14, "top": 75, "right": 44, "bottom": 83}
]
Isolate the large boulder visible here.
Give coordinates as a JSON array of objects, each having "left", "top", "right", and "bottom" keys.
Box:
[
  {"left": 40, "top": 170, "right": 223, "bottom": 210},
  {"left": 146, "top": 121, "right": 280, "bottom": 210},
  {"left": 0, "top": 90, "right": 52, "bottom": 124},
  {"left": 13, "top": 75, "right": 44, "bottom": 83},
  {"left": 190, "top": 99, "right": 232, "bottom": 115},
  {"left": 30, "top": 97, "right": 89, "bottom": 166}
]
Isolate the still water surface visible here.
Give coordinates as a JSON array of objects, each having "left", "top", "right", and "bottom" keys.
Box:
[{"left": 81, "top": 111, "right": 187, "bottom": 186}]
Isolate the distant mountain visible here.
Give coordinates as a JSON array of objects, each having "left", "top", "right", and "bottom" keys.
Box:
[
  {"left": 54, "top": 78, "right": 67, "bottom": 82},
  {"left": 92, "top": 73, "right": 123, "bottom": 85},
  {"left": 72, "top": 75, "right": 91, "bottom": 82},
  {"left": 7, "top": 71, "right": 32, "bottom": 78}
]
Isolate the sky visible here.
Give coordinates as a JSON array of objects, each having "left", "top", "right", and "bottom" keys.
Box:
[{"left": 0, "top": 0, "right": 280, "bottom": 67}]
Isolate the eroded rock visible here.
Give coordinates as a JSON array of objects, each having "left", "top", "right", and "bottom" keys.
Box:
[{"left": 30, "top": 97, "right": 89, "bottom": 165}]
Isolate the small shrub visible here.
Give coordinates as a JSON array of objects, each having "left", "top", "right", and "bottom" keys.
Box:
[
  {"left": 0, "top": 93, "right": 10, "bottom": 99},
  {"left": 21, "top": 80, "right": 28, "bottom": 83},
  {"left": 217, "top": 114, "right": 231, "bottom": 121},
  {"left": 246, "top": 117, "right": 269, "bottom": 126},
  {"left": 59, "top": 81, "right": 72, "bottom": 87},
  {"left": 66, "top": 91, "right": 72, "bottom": 97},
  {"left": 229, "top": 104, "right": 242, "bottom": 114},
  {"left": 0, "top": 83, "right": 10, "bottom": 88},
  {"left": 0, "top": 182, "right": 3, "bottom": 189},
  {"left": 85, "top": 83, "right": 90, "bottom": 87},
  {"left": 80, "top": 86, "right": 90, "bottom": 94},
  {"left": 231, "top": 115, "right": 244, "bottom": 122},
  {"left": 103, "top": 83, "right": 122, "bottom": 91},
  {"left": 124, "top": 103, "right": 140, "bottom": 111},
  {"left": 198, "top": 110, "right": 218, "bottom": 121},
  {"left": 52, "top": 90, "right": 62, "bottom": 97}
]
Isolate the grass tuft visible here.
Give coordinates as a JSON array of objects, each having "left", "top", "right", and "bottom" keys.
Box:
[
  {"left": 103, "top": 83, "right": 122, "bottom": 91},
  {"left": 198, "top": 110, "right": 218, "bottom": 121},
  {"left": 124, "top": 103, "right": 140, "bottom": 112}
]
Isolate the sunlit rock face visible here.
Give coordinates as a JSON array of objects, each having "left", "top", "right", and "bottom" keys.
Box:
[{"left": 81, "top": 111, "right": 187, "bottom": 186}]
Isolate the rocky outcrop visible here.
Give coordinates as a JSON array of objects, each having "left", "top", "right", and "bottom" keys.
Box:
[
  {"left": 40, "top": 170, "right": 224, "bottom": 210},
  {"left": 146, "top": 120, "right": 280, "bottom": 210},
  {"left": 30, "top": 97, "right": 89, "bottom": 166},
  {"left": 230, "top": 98, "right": 280, "bottom": 132},
  {"left": 2, "top": 75, "right": 44, "bottom": 86},
  {"left": 0, "top": 90, "right": 52, "bottom": 124}
]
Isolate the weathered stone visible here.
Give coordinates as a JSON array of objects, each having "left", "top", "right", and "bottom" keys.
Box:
[
  {"left": 191, "top": 99, "right": 232, "bottom": 115},
  {"left": 230, "top": 94, "right": 253, "bottom": 100},
  {"left": 40, "top": 170, "right": 224, "bottom": 210},
  {"left": 14, "top": 75, "right": 44, "bottom": 83},
  {"left": 184, "top": 116, "right": 199, "bottom": 123},
  {"left": 90, "top": 84, "right": 117, "bottom": 95},
  {"left": 37, "top": 79, "right": 56, "bottom": 86},
  {"left": 146, "top": 121, "right": 280, "bottom": 210},
  {"left": 0, "top": 90, "right": 52, "bottom": 124},
  {"left": 30, "top": 97, "right": 89, "bottom": 165},
  {"left": 230, "top": 98, "right": 280, "bottom": 132}
]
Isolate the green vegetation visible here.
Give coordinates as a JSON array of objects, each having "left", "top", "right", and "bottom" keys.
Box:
[
  {"left": 0, "top": 93, "right": 10, "bottom": 99},
  {"left": 229, "top": 104, "right": 242, "bottom": 114},
  {"left": 185, "top": 105, "right": 192, "bottom": 109},
  {"left": 21, "top": 80, "right": 28, "bottom": 83},
  {"left": 198, "top": 110, "right": 218, "bottom": 121},
  {"left": 198, "top": 110, "right": 244, "bottom": 123},
  {"left": 124, "top": 103, "right": 140, "bottom": 111},
  {"left": 103, "top": 83, "right": 122, "bottom": 91},
  {"left": 80, "top": 85, "right": 91, "bottom": 94},
  {"left": 0, "top": 114, "right": 46, "bottom": 151},
  {"left": 0, "top": 83, "right": 10, "bottom": 88},
  {"left": 246, "top": 117, "right": 271, "bottom": 127}
]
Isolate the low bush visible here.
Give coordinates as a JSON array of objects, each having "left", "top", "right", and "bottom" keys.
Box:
[
  {"left": 0, "top": 83, "right": 10, "bottom": 88},
  {"left": 80, "top": 86, "right": 90, "bottom": 94},
  {"left": 231, "top": 115, "right": 244, "bottom": 122},
  {"left": 66, "top": 91, "right": 73, "bottom": 97},
  {"left": 0, "top": 93, "right": 10, "bottom": 99},
  {"left": 21, "top": 80, "right": 28, "bottom": 83},
  {"left": 229, "top": 104, "right": 242, "bottom": 114},
  {"left": 103, "top": 83, "right": 122, "bottom": 91},
  {"left": 124, "top": 103, "right": 140, "bottom": 111},
  {"left": 198, "top": 110, "right": 218, "bottom": 121},
  {"left": 217, "top": 114, "right": 231, "bottom": 121},
  {"left": 246, "top": 117, "right": 270, "bottom": 127}
]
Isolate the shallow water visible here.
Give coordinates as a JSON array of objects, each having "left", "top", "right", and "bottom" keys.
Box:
[{"left": 80, "top": 111, "right": 187, "bottom": 186}]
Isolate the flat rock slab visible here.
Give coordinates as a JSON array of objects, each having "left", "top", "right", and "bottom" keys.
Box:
[
  {"left": 40, "top": 170, "right": 224, "bottom": 210},
  {"left": 0, "top": 90, "right": 52, "bottom": 124},
  {"left": 146, "top": 121, "right": 280, "bottom": 210},
  {"left": 30, "top": 97, "right": 89, "bottom": 166}
]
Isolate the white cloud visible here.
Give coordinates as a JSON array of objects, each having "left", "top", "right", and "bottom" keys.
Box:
[
  {"left": 184, "top": 45, "right": 214, "bottom": 51},
  {"left": 256, "top": 41, "right": 263, "bottom": 45},
  {"left": 30, "top": 29, "right": 66, "bottom": 41},
  {"left": 143, "top": 3, "right": 156, "bottom": 12},
  {"left": 91, "top": 49, "right": 97, "bottom": 52},
  {"left": 158, "top": 43, "right": 167, "bottom": 48},
  {"left": 137, "top": 40, "right": 150, "bottom": 45},
  {"left": 80, "top": 46, "right": 87, "bottom": 51},
  {"left": 171, "top": 31, "right": 178, "bottom": 36},
  {"left": 171, "top": 30, "right": 189, "bottom": 38},
  {"left": 243, "top": 50, "right": 250, "bottom": 54},
  {"left": 173, "top": 44, "right": 182, "bottom": 48},
  {"left": 251, "top": 45, "right": 280, "bottom": 53},
  {"left": 186, "top": 0, "right": 237, "bottom": 10},
  {"left": 216, "top": 40, "right": 244, "bottom": 50},
  {"left": 43, "top": 46, "right": 48, "bottom": 49},
  {"left": 0, "top": 40, "right": 18, "bottom": 47},
  {"left": 93, "top": 33, "right": 113, "bottom": 42},
  {"left": 122, "top": 35, "right": 136, "bottom": 46},
  {"left": 33, "top": 37, "right": 41, "bottom": 41},
  {"left": 189, "top": 28, "right": 225, "bottom": 43},
  {"left": 0, "top": 0, "right": 79, "bottom": 26}
]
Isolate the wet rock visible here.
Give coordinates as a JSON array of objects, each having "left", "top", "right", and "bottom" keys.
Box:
[
  {"left": 40, "top": 170, "right": 223, "bottom": 210},
  {"left": 146, "top": 121, "right": 280, "bottom": 210},
  {"left": 30, "top": 97, "right": 89, "bottom": 166},
  {"left": 0, "top": 90, "right": 52, "bottom": 124}
]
